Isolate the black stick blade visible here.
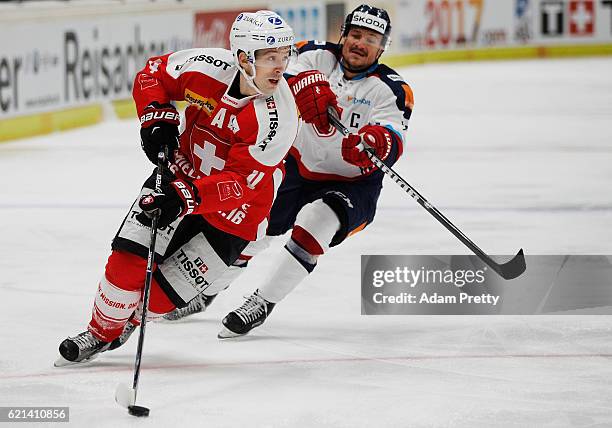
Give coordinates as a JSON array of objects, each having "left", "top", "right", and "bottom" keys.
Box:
[
  {"left": 128, "top": 405, "right": 150, "bottom": 417},
  {"left": 496, "top": 249, "right": 526, "bottom": 280}
]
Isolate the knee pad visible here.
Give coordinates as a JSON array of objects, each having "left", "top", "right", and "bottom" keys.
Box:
[
  {"left": 291, "top": 199, "right": 341, "bottom": 256},
  {"left": 105, "top": 250, "right": 149, "bottom": 292},
  {"left": 104, "top": 250, "right": 176, "bottom": 317}
]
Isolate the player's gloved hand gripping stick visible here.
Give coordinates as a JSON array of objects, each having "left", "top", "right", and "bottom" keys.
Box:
[
  {"left": 115, "top": 149, "right": 168, "bottom": 417},
  {"left": 328, "top": 108, "right": 526, "bottom": 280}
]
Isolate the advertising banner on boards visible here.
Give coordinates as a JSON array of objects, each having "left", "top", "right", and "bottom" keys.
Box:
[
  {"left": 0, "top": 13, "right": 192, "bottom": 119},
  {"left": 394, "top": 0, "right": 612, "bottom": 53}
]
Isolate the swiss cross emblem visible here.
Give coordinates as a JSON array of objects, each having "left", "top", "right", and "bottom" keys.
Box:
[
  {"left": 569, "top": 1, "right": 594, "bottom": 35},
  {"left": 194, "top": 257, "right": 208, "bottom": 274},
  {"left": 191, "top": 126, "right": 229, "bottom": 176},
  {"left": 194, "top": 141, "right": 226, "bottom": 175},
  {"left": 148, "top": 59, "right": 162, "bottom": 73},
  {"left": 142, "top": 195, "right": 154, "bottom": 206}
]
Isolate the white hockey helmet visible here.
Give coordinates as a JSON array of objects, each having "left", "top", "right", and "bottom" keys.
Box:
[{"left": 230, "top": 11, "right": 296, "bottom": 93}]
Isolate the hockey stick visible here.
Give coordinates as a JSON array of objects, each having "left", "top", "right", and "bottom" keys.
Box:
[
  {"left": 115, "top": 150, "right": 167, "bottom": 417},
  {"left": 328, "top": 111, "right": 526, "bottom": 280}
]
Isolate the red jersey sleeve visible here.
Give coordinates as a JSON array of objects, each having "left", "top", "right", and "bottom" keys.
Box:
[
  {"left": 132, "top": 53, "right": 183, "bottom": 115},
  {"left": 132, "top": 49, "right": 234, "bottom": 116}
]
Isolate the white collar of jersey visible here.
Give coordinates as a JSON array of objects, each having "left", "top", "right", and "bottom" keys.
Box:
[{"left": 222, "top": 70, "right": 261, "bottom": 108}]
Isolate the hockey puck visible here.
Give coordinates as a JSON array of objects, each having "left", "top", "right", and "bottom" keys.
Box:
[{"left": 128, "top": 405, "right": 150, "bottom": 417}]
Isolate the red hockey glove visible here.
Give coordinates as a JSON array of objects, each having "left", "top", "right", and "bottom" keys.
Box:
[
  {"left": 287, "top": 70, "right": 342, "bottom": 133},
  {"left": 137, "top": 178, "right": 199, "bottom": 228},
  {"left": 341, "top": 125, "right": 393, "bottom": 169},
  {"left": 139, "top": 102, "right": 180, "bottom": 165}
]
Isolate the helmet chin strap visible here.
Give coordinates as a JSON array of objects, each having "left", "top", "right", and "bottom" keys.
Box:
[{"left": 238, "top": 60, "right": 264, "bottom": 96}]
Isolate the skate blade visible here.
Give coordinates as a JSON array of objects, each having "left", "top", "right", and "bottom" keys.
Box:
[
  {"left": 159, "top": 316, "right": 187, "bottom": 323},
  {"left": 115, "top": 383, "right": 136, "bottom": 408},
  {"left": 217, "top": 326, "right": 246, "bottom": 339},
  {"left": 53, "top": 353, "right": 99, "bottom": 368},
  {"left": 160, "top": 310, "right": 205, "bottom": 323}
]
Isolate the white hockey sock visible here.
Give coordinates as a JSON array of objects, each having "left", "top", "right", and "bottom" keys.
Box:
[
  {"left": 258, "top": 248, "right": 310, "bottom": 303},
  {"left": 90, "top": 275, "right": 141, "bottom": 339}
]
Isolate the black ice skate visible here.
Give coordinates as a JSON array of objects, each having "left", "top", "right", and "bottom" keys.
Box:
[
  {"left": 55, "top": 331, "right": 111, "bottom": 366},
  {"left": 218, "top": 290, "right": 275, "bottom": 339},
  {"left": 162, "top": 293, "right": 218, "bottom": 321}
]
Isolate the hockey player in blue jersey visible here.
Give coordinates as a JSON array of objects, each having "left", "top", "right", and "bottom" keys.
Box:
[{"left": 164, "top": 4, "right": 415, "bottom": 337}]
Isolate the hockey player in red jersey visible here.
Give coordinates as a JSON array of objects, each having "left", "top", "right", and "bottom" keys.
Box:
[
  {"left": 55, "top": 10, "right": 299, "bottom": 364},
  {"left": 163, "top": 5, "right": 415, "bottom": 338}
]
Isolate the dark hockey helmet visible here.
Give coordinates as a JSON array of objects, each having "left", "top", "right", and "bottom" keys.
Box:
[{"left": 341, "top": 4, "right": 392, "bottom": 50}]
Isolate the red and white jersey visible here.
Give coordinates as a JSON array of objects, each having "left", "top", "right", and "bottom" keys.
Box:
[
  {"left": 133, "top": 48, "right": 299, "bottom": 241},
  {"left": 287, "top": 41, "right": 414, "bottom": 181}
]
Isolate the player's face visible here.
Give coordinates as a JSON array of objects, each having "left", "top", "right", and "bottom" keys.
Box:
[
  {"left": 253, "top": 47, "right": 291, "bottom": 95},
  {"left": 342, "top": 27, "right": 384, "bottom": 70}
]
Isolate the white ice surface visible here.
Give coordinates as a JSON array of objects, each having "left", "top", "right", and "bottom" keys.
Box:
[{"left": 1, "top": 57, "right": 612, "bottom": 427}]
